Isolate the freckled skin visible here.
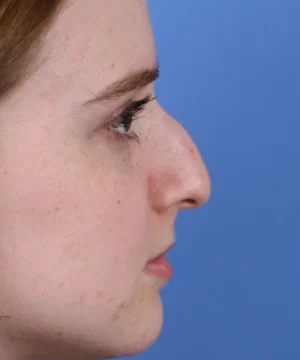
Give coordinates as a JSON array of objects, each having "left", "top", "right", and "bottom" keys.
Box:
[
  {"left": 0, "top": 0, "right": 210, "bottom": 359},
  {"left": 189, "top": 145, "right": 196, "bottom": 154}
]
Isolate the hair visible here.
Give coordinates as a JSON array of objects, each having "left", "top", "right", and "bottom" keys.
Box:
[{"left": 0, "top": 0, "right": 65, "bottom": 102}]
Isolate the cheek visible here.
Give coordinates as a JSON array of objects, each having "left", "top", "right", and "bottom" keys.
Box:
[{"left": 0, "top": 134, "right": 149, "bottom": 315}]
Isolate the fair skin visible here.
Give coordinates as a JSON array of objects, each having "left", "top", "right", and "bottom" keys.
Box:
[{"left": 0, "top": 0, "right": 211, "bottom": 359}]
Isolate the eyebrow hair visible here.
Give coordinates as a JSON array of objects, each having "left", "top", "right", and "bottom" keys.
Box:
[{"left": 82, "top": 66, "right": 160, "bottom": 107}]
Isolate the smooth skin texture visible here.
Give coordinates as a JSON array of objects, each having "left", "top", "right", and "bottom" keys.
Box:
[{"left": 0, "top": 1, "right": 211, "bottom": 359}]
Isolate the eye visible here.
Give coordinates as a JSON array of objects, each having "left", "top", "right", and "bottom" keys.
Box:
[{"left": 106, "top": 94, "right": 156, "bottom": 144}]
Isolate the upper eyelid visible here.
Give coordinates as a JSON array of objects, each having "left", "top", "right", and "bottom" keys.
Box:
[
  {"left": 106, "top": 99, "right": 134, "bottom": 123},
  {"left": 112, "top": 94, "right": 155, "bottom": 119}
]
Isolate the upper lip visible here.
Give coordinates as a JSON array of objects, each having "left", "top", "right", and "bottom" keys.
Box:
[{"left": 147, "top": 243, "right": 175, "bottom": 263}]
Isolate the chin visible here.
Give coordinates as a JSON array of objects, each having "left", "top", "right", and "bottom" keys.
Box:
[{"left": 107, "top": 292, "right": 164, "bottom": 358}]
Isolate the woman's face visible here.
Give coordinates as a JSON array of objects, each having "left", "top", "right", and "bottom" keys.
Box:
[{"left": 0, "top": 0, "right": 210, "bottom": 359}]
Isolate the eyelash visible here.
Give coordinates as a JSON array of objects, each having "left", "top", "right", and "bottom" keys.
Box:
[{"left": 106, "top": 94, "right": 156, "bottom": 145}]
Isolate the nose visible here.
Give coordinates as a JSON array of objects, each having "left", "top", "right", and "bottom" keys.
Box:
[{"left": 147, "top": 111, "right": 211, "bottom": 214}]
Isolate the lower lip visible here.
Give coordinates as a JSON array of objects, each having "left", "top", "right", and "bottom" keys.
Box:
[{"left": 144, "top": 255, "right": 172, "bottom": 280}]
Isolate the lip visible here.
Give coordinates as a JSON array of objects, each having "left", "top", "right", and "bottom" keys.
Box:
[{"left": 144, "top": 243, "right": 174, "bottom": 280}]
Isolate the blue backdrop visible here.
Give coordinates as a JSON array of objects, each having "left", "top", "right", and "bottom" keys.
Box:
[{"left": 123, "top": 1, "right": 300, "bottom": 359}]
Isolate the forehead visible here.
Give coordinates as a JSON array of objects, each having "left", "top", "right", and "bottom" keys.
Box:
[{"left": 39, "top": 0, "right": 156, "bottom": 96}]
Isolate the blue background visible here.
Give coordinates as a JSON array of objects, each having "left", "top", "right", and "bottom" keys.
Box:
[{"left": 125, "top": 1, "right": 300, "bottom": 359}]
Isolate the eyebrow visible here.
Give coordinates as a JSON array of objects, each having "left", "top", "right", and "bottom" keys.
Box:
[{"left": 82, "top": 66, "right": 160, "bottom": 107}]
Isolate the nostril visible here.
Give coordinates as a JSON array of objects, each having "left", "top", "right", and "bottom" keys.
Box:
[
  {"left": 180, "top": 198, "right": 197, "bottom": 210},
  {"left": 181, "top": 180, "right": 211, "bottom": 209}
]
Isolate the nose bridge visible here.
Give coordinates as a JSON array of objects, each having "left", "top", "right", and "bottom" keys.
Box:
[{"left": 147, "top": 111, "right": 211, "bottom": 213}]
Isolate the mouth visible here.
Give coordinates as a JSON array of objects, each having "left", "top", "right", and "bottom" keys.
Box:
[{"left": 144, "top": 243, "right": 174, "bottom": 280}]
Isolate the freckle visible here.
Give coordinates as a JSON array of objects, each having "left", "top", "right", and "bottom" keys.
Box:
[
  {"left": 117, "top": 200, "right": 121, "bottom": 205},
  {"left": 108, "top": 26, "right": 113, "bottom": 35},
  {"left": 118, "top": 301, "right": 125, "bottom": 309},
  {"left": 43, "top": 160, "right": 49, "bottom": 169},
  {"left": 64, "top": 156, "right": 69, "bottom": 165},
  {"left": 55, "top": 207, "right": 60, "bottom": 212},
  {"left": 79, "top": 290, "right": 87, "bottom": 306},
  {"left": 110, "top": 63, "right": 115, "bottom": 70},
  {"left": 112, "top": 313, "right": 119, "bottom": 321},
  {"left": 10, "top": 335, "right": 21, "bottom": 342},
  {"left": 96, "top": 290, "right": 104, "bottom": 298},
  {"left": 98, "top": 178, "right": 104, "bottom": 187},
  {"left": 189, "top": 146, "right": 196, "bottom": 154},
  {"left": 76, "top": 215, "right": 83, "bottom": 222},
  {"left": 99, "top": 183, "right": 107, "bottom": 193},
  {"left": 56, "top": 331, "right": 63, "bottom": 337}
]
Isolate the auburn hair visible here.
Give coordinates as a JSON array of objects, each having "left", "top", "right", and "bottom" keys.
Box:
[{"left": 0, "top": 0, "right": 65, "bottom": 102}]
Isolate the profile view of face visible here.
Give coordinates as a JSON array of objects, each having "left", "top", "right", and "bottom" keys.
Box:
[{"left": 0, "top": 0, "right": 211, "bottom": 359}]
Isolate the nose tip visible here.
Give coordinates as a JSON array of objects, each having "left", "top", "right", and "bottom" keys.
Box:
[{"left": 180, "top": 167, "right": 211, "bottom": 210}]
